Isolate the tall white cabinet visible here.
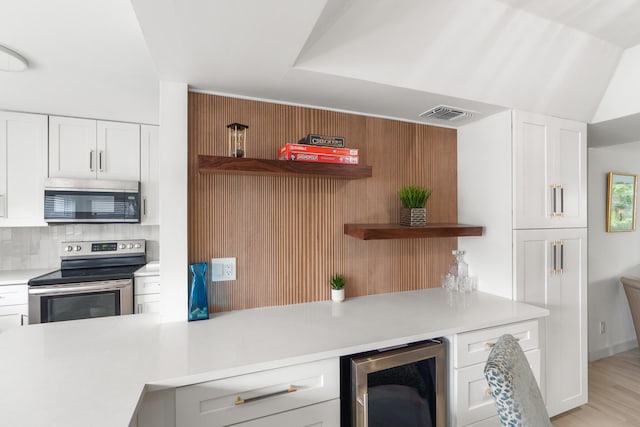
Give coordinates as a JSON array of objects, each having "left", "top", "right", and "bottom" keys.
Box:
[
  {"left": 140, "top": 125, "right": 159, "bottom": 225},
  {"left": 49, "top": 116, "right": 140, "bottom": 181},
  {"left": 458, "top": 110, "right": 588, "bottom": 417},
  {"left": 0, "top": 112, "right": 48, "bottom": 226}
]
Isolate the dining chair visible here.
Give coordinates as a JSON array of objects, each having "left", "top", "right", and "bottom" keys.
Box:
[{"left": 484, "top": 334, "right": 551, "bottom": 427}]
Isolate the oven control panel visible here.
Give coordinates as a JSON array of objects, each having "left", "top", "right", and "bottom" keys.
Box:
[{"left": 61, "top": 240, "right": 145, "bottom": 258}]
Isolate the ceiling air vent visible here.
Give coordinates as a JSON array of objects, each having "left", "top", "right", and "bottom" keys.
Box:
[{"left": 419, "top": 105, "right": 473, "bottom": 122}]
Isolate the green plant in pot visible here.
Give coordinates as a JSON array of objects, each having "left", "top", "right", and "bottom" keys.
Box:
[
  {"left": 330, "top": 274, "right": 345, "bottom": 302},
  {"left": 398, "top": 185, "right": 433, "bottom": 227}
]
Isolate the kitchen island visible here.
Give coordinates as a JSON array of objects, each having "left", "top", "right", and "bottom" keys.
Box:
[{"left": 0, "top": 288, "right": 548, "bottom": 426}]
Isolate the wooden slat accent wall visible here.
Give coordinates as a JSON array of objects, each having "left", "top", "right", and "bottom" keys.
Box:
[{"left": 188, "top": 92, "right": 458, "bottom": 312}]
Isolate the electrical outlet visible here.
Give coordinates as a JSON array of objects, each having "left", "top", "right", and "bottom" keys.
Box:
[
  {"left": 600, "top": 321, "right": 606, "bottom": 334},
  {"left": 211, "top": 257, "right": 236, "bottom": 282}
]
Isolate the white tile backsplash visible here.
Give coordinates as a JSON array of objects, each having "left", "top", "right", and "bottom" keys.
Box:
[{"left": 0, "top": 225, "right": 159, "bottom": 270}]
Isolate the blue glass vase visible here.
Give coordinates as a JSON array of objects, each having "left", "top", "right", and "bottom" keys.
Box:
[{"left": 188, "top": 262, "right": 209, "bottom": 321}]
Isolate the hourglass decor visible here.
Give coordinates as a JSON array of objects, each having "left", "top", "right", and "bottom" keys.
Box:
[
  {"left": 227, "top": 122, "right": 249, "bottom": 158},
  {"left": 188, "top": 262, "right": 209, "bottom": 321}
]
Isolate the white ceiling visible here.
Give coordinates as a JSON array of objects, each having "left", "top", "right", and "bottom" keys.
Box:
[
  {"left": 3, "top": 0, "right": 640, "bottom": 131},
  {"left": 496, "top": 0, "right": 640, "bottom": 48},
  {"left": 132, "top": 0, "right": 637, "bottom": 127}
]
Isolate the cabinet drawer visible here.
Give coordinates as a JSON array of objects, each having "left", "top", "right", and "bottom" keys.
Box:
[
  {"left": 134, "top": 276, "right": 160, "bottom": 296},
  {"left": 465, "top": 415, "right": 500, "bottom": 427},
  {"left": 453, "top": 349, "right": 540, "bottom": 426},
  {"left": 233, "top": 398, "right": 339, "bottom": 427},
  {"left": 0, "top": 284, "right": 27, "bottom": 306},
  {"left": 176, "top": 358, "right": 339, "bottom": 427},
  {"left": 454, "top": 320, "right": 538, "bottom": 368}
]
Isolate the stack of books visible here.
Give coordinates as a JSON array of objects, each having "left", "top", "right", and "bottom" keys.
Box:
[{"left": 278, "top": 134, "right": 359, "bottom": 165}]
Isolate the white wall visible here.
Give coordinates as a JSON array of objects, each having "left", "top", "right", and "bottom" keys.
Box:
[
  {"left": 158, "top": 82, "right": 188, "bottom": 322},
  {"left": 592, "top": 45, "right": 640, "bottom": 124},
  {"left": 588, "top": 142, "right": 640, "bottom": 360},
  {"left": 458, "top": 110, "right": 513, "bottom": 299}
]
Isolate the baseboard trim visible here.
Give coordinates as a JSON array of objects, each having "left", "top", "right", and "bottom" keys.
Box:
[{"left": 589, "top": 339, "right": 638, "bottom": 361}]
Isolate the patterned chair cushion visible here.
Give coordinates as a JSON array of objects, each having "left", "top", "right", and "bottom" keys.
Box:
[{"left": 484, "top": 334, "right": 551, "bottom": 427}]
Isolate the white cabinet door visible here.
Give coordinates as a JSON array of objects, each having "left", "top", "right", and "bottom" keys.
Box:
[
  {"left": 0, "top": 304, "right": 28, "bottom": 333},
  {"left": 97, "top": 121, "right": 140, "bottom": 181},
  {"left": 514, "top": 228, "right": 588, "bottom": 417},
  {"left": 49, "top": 116, "right": 97, "bottom": 179},
  {"left": 135, "top": 294, "right": 160, "bottom": 314},
  {"left": 140, "top": 125, "right": 159, "bottom": 225},
  {"left": 0, "top": 112, "right": 48, "bottom": 226},
  {"left": 513, "top": 111, "right": 586, "bottom": 229},
  {"left": 233, "top": 399, "right": 340, "bottom": 427}
]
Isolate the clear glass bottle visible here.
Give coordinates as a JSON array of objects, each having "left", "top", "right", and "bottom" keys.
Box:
[{"left": 447, "top": 250, "right": 469, "bottom": 292}]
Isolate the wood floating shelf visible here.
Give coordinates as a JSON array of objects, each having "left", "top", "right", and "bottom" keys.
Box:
[
  {"left": 343, "top": 223, "right": 484, "bottom": 240},
  {"left": 198, "top": 155, "right": 372, "bottom": 179}
]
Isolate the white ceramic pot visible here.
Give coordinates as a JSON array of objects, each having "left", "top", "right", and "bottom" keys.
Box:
[{"left": 331, "top": 288, "right": 345, "bottom": 302}]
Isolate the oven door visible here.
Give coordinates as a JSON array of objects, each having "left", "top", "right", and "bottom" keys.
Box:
[{"left": 28, "top": 279, "right": 133, "bottom": 324}]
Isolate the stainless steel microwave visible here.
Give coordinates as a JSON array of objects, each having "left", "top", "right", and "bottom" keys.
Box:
[{"left": 44, "top": 178, "right": 140, "bottom": 223}]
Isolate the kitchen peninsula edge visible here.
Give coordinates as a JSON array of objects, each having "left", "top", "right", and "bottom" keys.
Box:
[{"left": 0, "top": 288, "right": 548, "bottom": 426}]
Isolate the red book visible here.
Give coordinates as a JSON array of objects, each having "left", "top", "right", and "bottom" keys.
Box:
[
  {"left": 279, "top": 143, "right": 358, "bottom": 156},
  {"left": 279, "top": 151, "right": 359, "bottom": 165}
]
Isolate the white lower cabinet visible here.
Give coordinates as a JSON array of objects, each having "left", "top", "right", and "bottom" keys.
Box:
[
  {"left": 176, "top": 358, "right": 339, "bottom": 427},
  {"left": 0, "top": 284, "right": 29, "bottom": 333},
  {"left": 514, "top": 228, "right": 587, "bottom": 417},
  {"left": 232, "top": 399, "right": 339, "bottom": 427},
  {"left": 134, "top": 274, "right": 160, "bottom": 314},
  {"left": 448, "top": 320, "right": 541, "bottom": 427}
]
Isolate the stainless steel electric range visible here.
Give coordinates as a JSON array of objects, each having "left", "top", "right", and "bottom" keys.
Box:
[{"left": 27, "top": 240, "right": 146, "bottom": 324}]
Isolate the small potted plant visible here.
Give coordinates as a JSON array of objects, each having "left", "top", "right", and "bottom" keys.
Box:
[
  {"left": 330, "top": 274, "right": 345, "bottom": 302},
  {"left": 398, "top": 185, "right": 432, "bottom": 227}
]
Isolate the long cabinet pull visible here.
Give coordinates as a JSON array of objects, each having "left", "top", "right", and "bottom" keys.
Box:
[
  {"left": 552, "top": 185, "right": 557, "bottom": 216},
  {"left": 486, "top": 337, "right": 520, "bottom": 348},
  {"left": 143, "top": 198, "right": 147, "bottom": 216},
  {"left": 560, "top": 187, "right": 565, "bottom": 215},
  {"left": 89, "top": 150, "right": 95, "bottom": 171},
  {"left": 99, "top": 150, "right": 105, "bottom": 172},
  {"left": 552, "top": 241, "right": 558, "bottom": 273},
  {"left": 560, "top": 241, "right": 564, "bottom": 273},
  {"left": 235, "top": 385, "right": 297, "bottom": 405}
]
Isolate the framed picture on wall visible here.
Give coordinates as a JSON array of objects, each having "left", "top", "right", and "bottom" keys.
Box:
[{"left": 607, "top": 172, "right": 638, "bottom": 232}]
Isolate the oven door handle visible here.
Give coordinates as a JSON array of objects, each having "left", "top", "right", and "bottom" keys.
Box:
[{"left": 28, "top": 280, "right": 132, "bottom": 296}]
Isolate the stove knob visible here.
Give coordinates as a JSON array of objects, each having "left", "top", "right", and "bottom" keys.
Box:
[
  {"left": 134, "top": 243, "right": 141, "bottom": 249},
  {"left": 65, "top": 245, "right": 73, "bottom": 252},
  {"left": 75, "top": 245, "right": 82, "bottom": 252},
  {"left": 119, "top": 244, "right": 126, "bottom": 250},
  {"left": 127, "top": 243, "right": 134, "bottom": 249}
]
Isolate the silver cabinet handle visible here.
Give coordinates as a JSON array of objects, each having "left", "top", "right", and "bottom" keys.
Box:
[
  {"left": 560, "top": 187, "right": 564, "bottom": 215},
  {"left": 20, "top": 314, "right": 28, "bottom": 326},
  {"left": 137, "top": 303, "right": 143, "bottom": 314},
  {"left": 560, "top": 241, "right": 564, "bottom": 273},
  {"left": 99, "top": 150, "right": 105, "bottom": 172},
  {"left": 90, "top": 150, "right": 95, "bottom": 171},
  {"left": 552, "top": 241, "right": 558, "bottom": 273},
  {"left": 143, "top": 198, "right": 147, "bottom": 216},
  {"left": 552, "top": 185, "right": 557, "bottom": 216}
]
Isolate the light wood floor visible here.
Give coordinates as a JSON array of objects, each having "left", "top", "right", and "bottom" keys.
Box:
[{"left": 552, "top": 348, "right": 640, "bottom": 426}]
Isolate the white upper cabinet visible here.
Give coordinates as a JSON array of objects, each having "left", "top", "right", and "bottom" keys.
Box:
[
  {"left": 97, "top": 121, "right": 140, "bottom": 181},
  {"left": 49, "top": 116, "right": 140, "bottom": 181},
  {"left": 0, "top": 111, "right": 48, "bottom": 226},
  {"left": 140, "top": 125, "right": 159, "bottom": 225},
  {"left": 513, "top": 111, "right": 587, "bottom": 229}
]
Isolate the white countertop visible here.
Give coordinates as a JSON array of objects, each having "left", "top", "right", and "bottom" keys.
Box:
[
  {"left": 134, "top": 261, "right": 160, "bottom": 277},
  {"left": 0, "top": 288, "right": 548, "bottom": 427},
  {"left": 0, "top": 268, "right": 54, "bottom": 286}
]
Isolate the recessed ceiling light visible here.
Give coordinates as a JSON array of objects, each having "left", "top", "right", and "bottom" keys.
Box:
[{"left": 0, "top": 45, "right": 28, "bottom": 72}]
